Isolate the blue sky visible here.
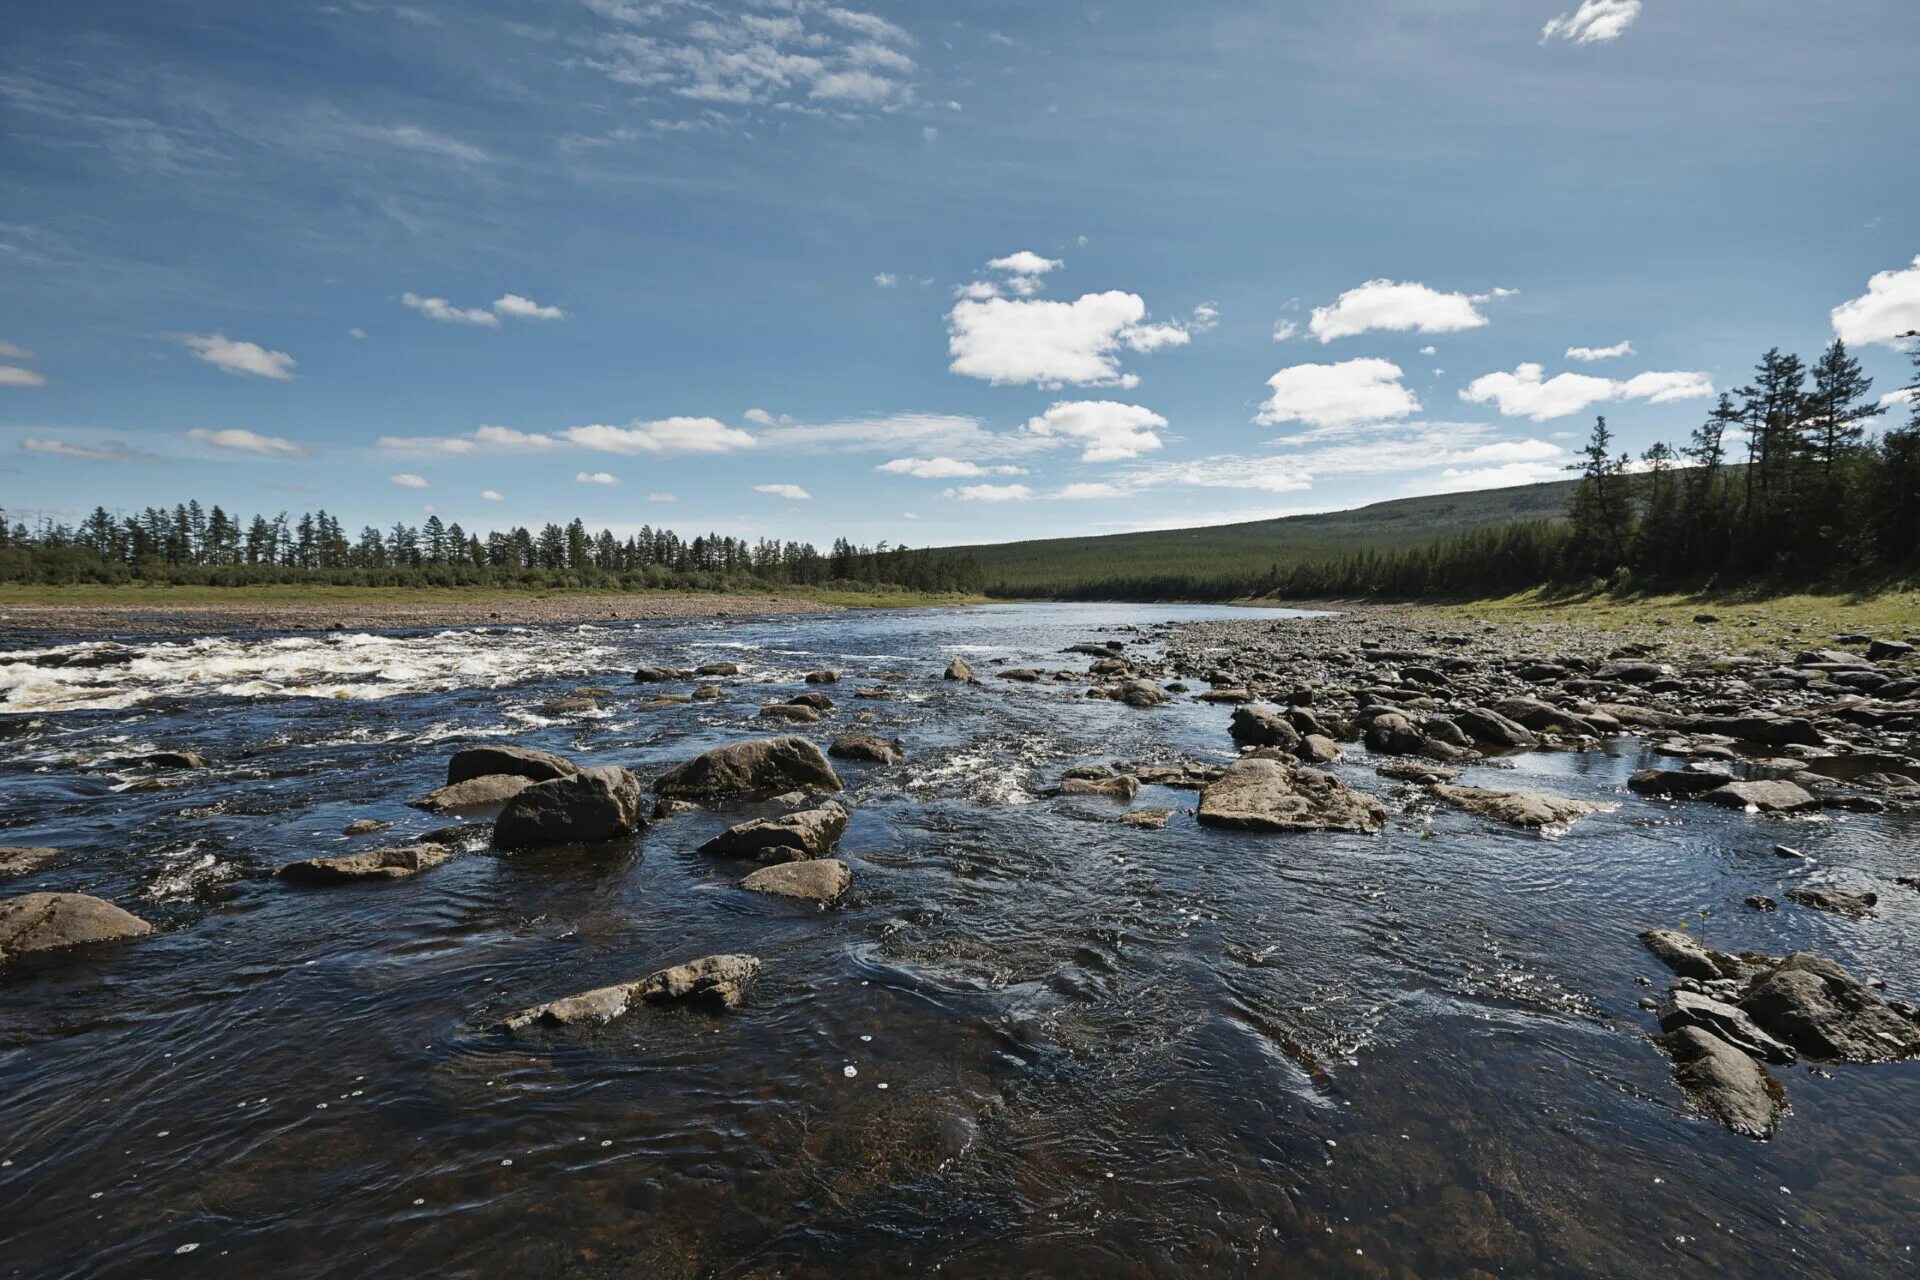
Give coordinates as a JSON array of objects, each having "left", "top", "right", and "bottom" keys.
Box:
[{"left": 4, "top": 0, "right": 1918, "bottom": 548}]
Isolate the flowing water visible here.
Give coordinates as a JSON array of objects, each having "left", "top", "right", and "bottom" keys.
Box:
[{"left": 2, "top": 603, "right": 1917, "bottom": 1279}]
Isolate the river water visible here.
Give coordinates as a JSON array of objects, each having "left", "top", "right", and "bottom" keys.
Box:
[{"left": 1, "top": 603, "right": 1916, "bottom": 1278}]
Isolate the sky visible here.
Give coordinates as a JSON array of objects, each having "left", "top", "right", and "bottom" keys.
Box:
[{"left": 3, "top": 0, "right": 1919, "bottom": 549}]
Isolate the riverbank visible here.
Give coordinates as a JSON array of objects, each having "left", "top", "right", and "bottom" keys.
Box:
[{"left": 0, "top": 584, "right": 980, "bottom": 635}]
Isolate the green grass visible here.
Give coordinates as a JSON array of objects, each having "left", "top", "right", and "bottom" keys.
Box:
[
  {"left": 958, "top": 478, "right": 1581, "bottom": 595},
  {"left": 0, "top": 582, "right": 983, "bottom": 610},
  {"left": 1434, "top": 585, "right": 1920, "bottom": 642}
]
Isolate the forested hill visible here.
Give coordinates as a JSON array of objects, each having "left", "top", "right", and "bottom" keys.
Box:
[{"left": 954, "top": 477, "right": 1581, "bottom": 598}]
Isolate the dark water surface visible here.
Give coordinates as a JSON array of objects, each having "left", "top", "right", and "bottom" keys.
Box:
[{"left": 2, "top": 603, "right": 1917, "bottom": 1278}]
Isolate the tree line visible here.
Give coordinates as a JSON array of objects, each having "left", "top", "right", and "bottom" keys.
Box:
[{"left": 0, "top": 505, "right": 984, "bottom": 595}]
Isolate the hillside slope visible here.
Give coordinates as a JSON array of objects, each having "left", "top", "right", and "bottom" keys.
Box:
[{"left": 954, "top": 477, "right": 1579, "bottom": 596}]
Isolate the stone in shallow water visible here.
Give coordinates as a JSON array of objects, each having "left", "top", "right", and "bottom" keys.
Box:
[
  {"left": 652, "top": 736, "right": 843, "bottom": 802},
  {"left": 828, "top": 733, "right": 904, "bottom": 765},
  {"left": 1702, "top": 779, "right": 1820, "bottom": 813},
  {"left": 412, "top": 773, "right": 534, "bottom": 813},
  {"left": 1430, "top": 784, "right": 1603, "bottom": 829},
  {"left": 494, "top": 766, "right": 646, "bottom": 848},
  {"left": 446, "top": 745, "right": 580, "bottom": 786},
  {"left": 699, "top": 805, "right": 847, "bottom": 862},
  {"left": 1196, "top": 759, "right": 1388, "bottom": 834},
  {"left": 1657, "top": 990, "right": 1796, "bottom": 1064},
  {"left": 1055, "top": 775, "right": 1139, "bottom": 800},
  {"left": 1739, "top": 953, "right": 1920, "bottom": 1063},
  {"left": 279, "top": 843, "right": 455, "bottom": 884},
  {"left": 1663, "top": 1025, "right": 1786, "bottom": 1139},
  {"left": 0, "top": 891, "right": 153, "bottom": 958},
  {"left": 758, "top": 702, "right": 822, "bottom": 723},
  {"left": 1121, "top": 808, "right": 1174, "bottom": 830},
  {"left": 500, "top": 953, "right": 762, "bottom": 1032},
  {"left": 739, "top": 858, "right": 851, "bottom": 903},
  {"left": 0, "top": 847, "right": 61, "bottom": 877},
  {"left": 1785, "top": 887, "right": 1878, "bottom": 917}
]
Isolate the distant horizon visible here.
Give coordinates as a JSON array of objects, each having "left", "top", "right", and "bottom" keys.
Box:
[{"left": 4, "top": 1, "right": 1918, "bottom": 549}]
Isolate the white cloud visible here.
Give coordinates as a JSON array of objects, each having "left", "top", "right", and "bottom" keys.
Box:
[
  {"left": 1461, "top": 362, "right": 1714, "bottom": 421},
  {"left": 945, "top": 482, "right": 1032, "bottom": 502},
  {"left": 348, "top": 327, "right": 367, "bottom": 339},
  {"left": 743, "top": 408, "right": 776, "bottom": 426},
  {"left": 378, "top": 425, "right": 558, "bottom": 454},
  {"left": 1256, "top": 358, "right": 1420, "bottom": 428},
  {"left": 391, "top": 472, "right": 429, "bottom": 488},
  {"left": 1308, "top": 280, "right": 1503, "bottom": 342},
  {"left": 1881, "top": 387, "right": 1918, "bottom": 409},
  {"left": 647, "top": 492, "right": 677, "bottom": 502},
  {"left": 948, "top": 291, "right": 1190, "bottom": 387},
  {"left": 1419, "top": 345, "right": 1437, "bottom": 356},
  {"left": 0, "top": 365, "right": 47, "bottom": 387},
  {"left": 180, "top": 332, "right": 298, "bottom": 380},
  {"left": 576, "top": 471, "right": 621, "bottom": 485},
  {"left": 876, "top": 456, "right": 1020, "bottom": 478},
  {"left": 402, "top": 292, "right": 499, "bottom": 327},
  {"left": 1053, "top": 482, "right": 1123, "bottom": 500},
  {"left": 1541, "top": 0, "right": 1642, "bottom": 44},
  {"left": 20, "top": 437, "right": 161, "bottom": 463},
  {"left": 755, "top": 482, "right": 812, "bottom": 500},
  {"left": 0, "top": 341, "right": 31, "bottom": 359},
  {"left": 185, "top": 427, "right": 308, "bottom": 458},
  {"left": 1424, "top": 460, "right": 1570, "bottom": 492},
  {"left": 491, "top": 293, "right": 565, "bottom": 321},
  {"left": 564, "top": 417, "right": 756, "bottom": 454},
  {"left": 362, "top": 123, "right": 488, "bottom": 163},
  {"left": 1831, "top": 255, "right": 1920, "bottom": 348},
  {"left": 481, "top": 489, "right": 505, "bottom": 501},
  {"left": 987, "top": 250, "right": 1063, "bottom": 278},
  {"left": 1024, "top": 400, "right": 1167, "bottom": 462},
  {"left": 757, "top": 412, "right": 1043, "bottom": 460},
  {"left": 1566, "top": 340, "right": 1635, "bottom": 361},
  {"left": 1272, "top": 319, "right": 1298, "bottom": 343},
  {"left": 874, "top": 272, "right": 898, "bottom": 288}
]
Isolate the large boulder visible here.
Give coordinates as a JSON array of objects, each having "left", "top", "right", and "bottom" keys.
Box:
[
  {"left": 652, "top": 737, "right": 843, "bottom": 802},
  {"left": 1663, "top": 1026, "right": 1786, "bottom": 1139},
  {"left": 412, "top": 773, "right": 535, "bottom": 813},
  {"left": 698, "top": 805, "right": 847, "bottom": 862},
  {"left": 1739, "top": 953, "right": 1920, "bottom": 1062},
  {"left": 1362, "top": 711, "right": 1426, "bottom": 755},
  {"left": 494, "top": 766, "right": 646, "bottom": 848},
  {"left": 740, "top": 859, "right": 851, "bottom": 903},
  {"left": 0, "top": 892, "right": 153, "bottom": 960},
  {"left": 1702, "top": 779, "right": 1820, "bottom": 814},
  {"left": 1431, "top": 785, "right": 1602, "bottom": 829},
  {"left": 446, "top": 745, "right": 579, "bottom": 787},
  {"left": 1197, "top": 759, "right": 1388, "bottom": 834},
  {"left": 280, "top": 843, "right": 455, "bottom": 884},
  {"left": 1228, "top": 706, "right": 1300, "bottom": 752},
  {"left": 501, "top": 954, "right": 761, "bottom": 1032},
  {"left": 1492, "top": 697, "right": 1602, "bottom": 737},
  {"left": 1657, "top": 990, "right": 1796, "bottom": 1064}
]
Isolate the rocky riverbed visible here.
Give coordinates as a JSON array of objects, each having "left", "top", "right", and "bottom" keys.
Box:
[{"left": 2, "top": 601, "right": 1917, "bottom": 1278}]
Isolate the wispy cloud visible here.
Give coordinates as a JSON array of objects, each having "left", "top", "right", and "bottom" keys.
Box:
[
  {"left": 186, "top": 427, "right": 308, "bottom": 458},
  {"left": 180, "top": 332, "right": 297, "bottom": 380},
  {"left": 21, "top": 437, "right": 163, "bottom": 464}
]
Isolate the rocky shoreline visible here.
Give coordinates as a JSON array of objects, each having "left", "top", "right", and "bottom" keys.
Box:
[{"left": 0, "top": 590, "right": 841, "bottom": 636}]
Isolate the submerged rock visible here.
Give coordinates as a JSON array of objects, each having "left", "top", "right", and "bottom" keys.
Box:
[
  {"left": 698, "top": 804, "right": 847, "bottom": 862},
  {"left": 1121, "top": 808, "right": 1174, "bottom": 829},
  {"left": 280, "top": 843, "right": 455, "bottom": 884},
  {"left": 342, "top": 819, "right": 392, "bottom": 836},
  {"left": 0, "top": 847, "right": 61, "bottom": 877},
  {"left": 501, "top": 953, "right": 762, "bottom": 1032},
  {"left": 494, "top": 766, "right": 646, "bottom": 848},
  {"left": 1196, "top": 759, "right": 1388, "bottom": 834},
  {"left": 652, "top": 736, "right": 843, "bottom": 802},
  {"left": 413, "top": 773, "right": 534, "bottom": 813},
  {"left": 739, "top": 858, "right": 851, "bottom": 903},
  {"left": 119, "top": 750, "right": 210, "bottom": 771},
  {"left": 1663, "top": 1025, "right": 1787, "bottom": 1139},
  {"left": 446, "top": 745, "right": 580, "bottom": 787},
  {"left": 1430, "top": 784, "right": 1602, "bottom": 829},
  {"left": 1785, "top": 887, "right": 1878, "bottom": 917},
  {"left": 828, "top": 733, "right": 904, "bottom": 765},
  {"left": 0, "top": 892, "right": 153, "bottom": 959}
]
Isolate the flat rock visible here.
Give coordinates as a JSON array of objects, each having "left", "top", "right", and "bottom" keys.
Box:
[
  {"left": 1739, "top": 952, "right": 1920, "bottom": 1062},
  {"left": 1628, "top": 768, "right": 1729, "bottom": 797},
  {"left": 758, "top": 702, "right": 821, "bottom": 723},
  {"left": 695, "top": 662, "right": 741, "bottom": 676},
  {"left": 1686, "top": 715, "right": 1822, "bottom": 748},
  {"left": 1431, "top": 784, "right": 1602, "bottom": 829},
  {"left": 0, "top": 892, "right": 153, "bottom": 959},
  {"left": 494, "top": 766, "right": 646, "bottom": 848},
  {"left": 632, "top": 665, "right": 692, "bottom": 683},
  {"left": 1376, "top": 762, "right": 1462, "bottom": 785},
  {"left": 1663, "top": 1025, "right": 1786, "bottom": 1139},
  {"left": 446, "top": 745, "right": 580, "bottom": 787},
  {"left": 1197, "top": 759, "right": 1388, "bottom": 834},
  {"left": 652, "top": 736, "right": 844, "bottom": 802},
  {"left": 1638, "top": 928, "right": 1763, "bottom": 982},
  {"left": 501, "top": 953, "right": 761, "bottom": 1031},
  {"left": 342, "top": 819, "right": 392, "bottom": 836},
  {"left": 0, "top": 847, "right": 61, "bottom": 877},
  {"left": 280, "top": 843, "right": 454, "bottom": 884},
  {"left": 1121, "top": 808, "right": 1174, "bottom": 829},
  {"left": 828, "top": 733, "right": 904, "bottom": 765},
  {"left": 699, "top": 804, "right": 847, "bottom": 862},
  {"left": 739, "top": 858, "right": 851, "bottom": 903},
  {"left": 1702, "top": 779, "right": 1820, "bottom": 813},
  {"left": 1786, "top": 887, "right": 1878, "bottom": 917},
  {"left": 1056, "top": 775, "right": 1139, "bottom": 800},
  {"left": 1657, "top": 990, "right": 1796, "bottom": 1064},
  {"left": 413, "top": 773, "right": 534, "bottom": 813}
]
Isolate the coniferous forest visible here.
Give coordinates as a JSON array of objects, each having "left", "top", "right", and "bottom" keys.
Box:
[{"left": 0, "top": 507, "right": 985, "bottom": 596}]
